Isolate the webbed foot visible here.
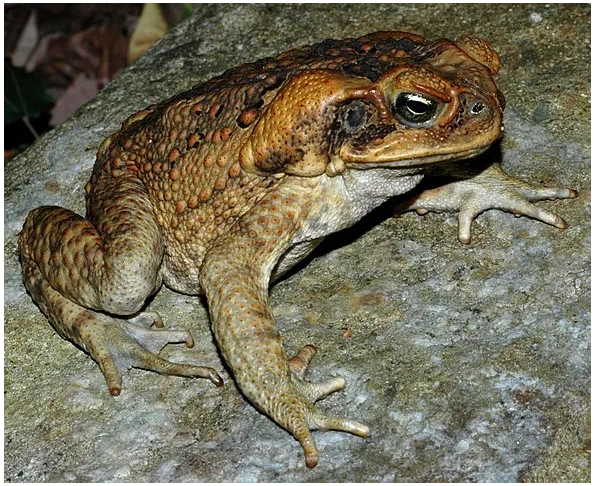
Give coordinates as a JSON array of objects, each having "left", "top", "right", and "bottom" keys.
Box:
[{"left": 79, "top": 311, "right": 223, "bottom": 396}]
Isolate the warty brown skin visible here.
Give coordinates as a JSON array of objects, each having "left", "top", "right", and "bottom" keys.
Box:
[{"left": 18, "top": 31, "right": 577, "bottom": 468}]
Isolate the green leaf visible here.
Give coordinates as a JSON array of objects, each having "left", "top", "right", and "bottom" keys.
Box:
[
  {"left": 181, "top": 3, "right": 195, "bottom": 20},
  {"left": 4, "top": 59, "right": 52, "bottom": 124}
]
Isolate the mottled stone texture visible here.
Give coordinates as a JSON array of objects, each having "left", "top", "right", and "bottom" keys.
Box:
[{"left": 4, "top": 3, "right": 589, "bottom": 482}]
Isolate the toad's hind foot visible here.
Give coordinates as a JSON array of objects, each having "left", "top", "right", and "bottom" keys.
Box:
[
  {"left": 80, "top": 311, "right": 223, "bottom": 396},
  {"left": 287, "top": 345, "right": 370, "bottom": 468}
]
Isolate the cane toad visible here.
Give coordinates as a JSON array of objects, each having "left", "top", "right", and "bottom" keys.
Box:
[{"left": 19, "top": 31, "right": 577, "bottom": 468}]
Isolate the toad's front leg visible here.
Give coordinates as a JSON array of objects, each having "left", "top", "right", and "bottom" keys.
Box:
[
  {"left": 396, "top": 159, "right": 577, "bottom": 244},
  {"left": 200, "top": 192, "right": 369, "bottom": 468}
]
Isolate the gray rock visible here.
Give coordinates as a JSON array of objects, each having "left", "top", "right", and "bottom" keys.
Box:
[{"left": 5, "top": 4, "right": 590, "bottom": 482}]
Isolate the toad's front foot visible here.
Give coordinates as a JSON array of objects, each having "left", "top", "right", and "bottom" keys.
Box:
[
  {"left": 79, "top": 311, "right": 223, "bottom": 396},
  {"left": 274, "top": 345, "right": 370, "bottom": 468},
  {"left": 397, "top": 163, "right": 577, "bottom": 244}
]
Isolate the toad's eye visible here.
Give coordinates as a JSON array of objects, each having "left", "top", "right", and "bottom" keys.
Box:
[{"left": 393, "top": 92, "right": 439, "bottom": 126}]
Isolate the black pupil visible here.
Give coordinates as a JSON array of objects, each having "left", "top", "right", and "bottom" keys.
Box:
[
  {"left": 407, "top": 99, "right": 431, "bottom": 115},
  {"left": 395, "top": 93, "right": 438, "bottom": 125}
]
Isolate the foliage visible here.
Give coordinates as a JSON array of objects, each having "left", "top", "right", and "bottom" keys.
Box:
[{"left": 4, "top": 59, "right": 52, "bottom": 127}]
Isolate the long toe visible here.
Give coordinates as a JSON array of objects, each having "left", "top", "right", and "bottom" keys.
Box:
[
  {"left": 291, "top": 406, "right": 370, "bottom": 467},
  {"left": 128, "top": 311, "right": 164, "bottom": 328},
  {"left": 518, "top": 184, "right": 578, "bottom": 202},
  {"left": 294, "top": 423, "right": 319, "bottom": 468},
  {"left": 298, "top": 376, "right": 346, "bottom": 402},
  {"left": 133, "top": 347, "right": 223, "bottom": 386},
  {"left": 94, "top": 344, "right": 123, "bottom": 396},
  {"left": 497, "top": 195, "right": 570, "bottom": 229},
  {"left": 288, "top": 344, "right": 317, "bottom": 378},
  {"left": 310, "top": 410, "right": 371, "bottom": 437}
]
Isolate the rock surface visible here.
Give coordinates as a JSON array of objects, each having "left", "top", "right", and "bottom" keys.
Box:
[{"left": 4, "top": 4, "right": 590, "bottom": 482}]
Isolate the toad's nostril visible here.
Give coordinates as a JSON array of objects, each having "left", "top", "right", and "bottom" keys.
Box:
[{"left": 470, "top": 101, "right": 485, "bottom": 114}]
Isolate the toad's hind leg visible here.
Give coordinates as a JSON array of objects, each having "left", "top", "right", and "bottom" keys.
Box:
[{"left": 18, "top": 177, "right": 222, "bottom": 395}]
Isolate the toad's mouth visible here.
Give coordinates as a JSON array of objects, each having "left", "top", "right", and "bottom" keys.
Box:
[
  {"left": 338, "top": 116, "right": 504, "bottom": 170},
  {"left": 342, "top": 144, "right": 493, "bottom": 170}
]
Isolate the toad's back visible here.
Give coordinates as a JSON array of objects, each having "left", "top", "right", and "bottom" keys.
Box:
[
  {"left": 86, "top": 32, "right": 448, "bottom": 271},
  {"left": 86, "top": 31, "right": 503, "bottom": 286}
]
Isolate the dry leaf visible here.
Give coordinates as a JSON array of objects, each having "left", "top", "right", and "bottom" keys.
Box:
[
  {"left": 11, "top": 10, "right": 39, "bottom": 67},
  {"left": 50, "top": 74, "right": 100, "bottom": 126},
  {"left": 128, "top": 3, "right": 169, "bottom": 64}
]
